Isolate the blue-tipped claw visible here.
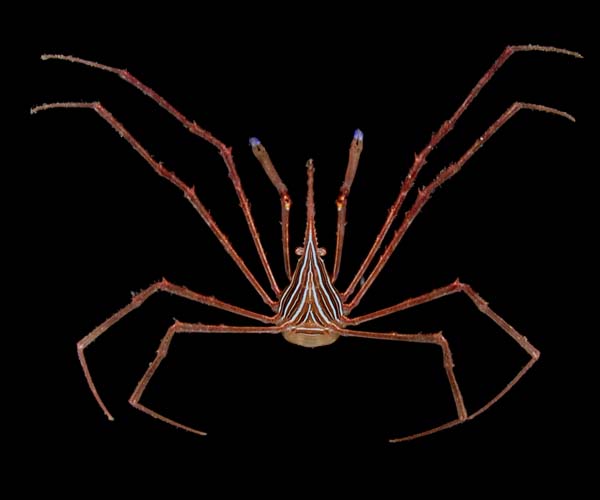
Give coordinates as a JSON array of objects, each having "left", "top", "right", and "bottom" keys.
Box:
[
  {"left": 353, "top": 129, "right": 364, "bottom": 141},
  {"left": 249, "top": 137, "right": 261, "bottom": 147}
]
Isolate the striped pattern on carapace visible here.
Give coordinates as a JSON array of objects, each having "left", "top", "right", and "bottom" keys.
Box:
[{"left": 277, "top": 160, "right": 344, "bottom": 347}]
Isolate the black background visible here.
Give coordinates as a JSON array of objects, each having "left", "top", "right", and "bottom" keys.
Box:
[{"left": 23, "top": 5, "right": 592, "bottom": 495}]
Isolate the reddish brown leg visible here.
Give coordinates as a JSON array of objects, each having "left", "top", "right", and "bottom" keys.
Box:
[
  {"left": 37, "top": 53, "right": 282, "bottom": 296},
  {"left": 344, "top": 102, "right": 576, "bottom": 312},
  {"left": 129, "top": 321, "right": 281, "bottom": 436},
  {"left": 76, "top": 278, "right": 276, "bottom": 422},
  {"left": 250, "top": 137, "right": 292, "bottom": 279},
  {"left": 344, "top": 279, "right": 540, "bottom": 442},
  {"left": 332, "top": 129, "right": 364, "bottom": 283},
  {"left": 343, "top": 45, "right": 581, "bottom": 303},
  {"left": 337, "top": 327, "right": 468, "bottom": 441},
  {"left": 31, "top": 101, "right": 277, "bottom": 309}
]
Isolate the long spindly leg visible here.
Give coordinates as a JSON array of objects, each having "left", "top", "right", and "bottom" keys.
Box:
[
  {"left": 31, "top": 101, "right": 277, "bottom": 309},
  {"left": 129, "top": 321, "right": 281, "bottom": 436},
  {"left": 76, "top": 278, "right": 277, "bottom": 422},
  {"left": 337, "top": 328, "right": 468, "bottom": 442},
  {"left": 344, "top": 102, "right": 576, "bottom": 312},
  {"left": 37, "top": 54, "right": 281, "bottom": 297},
  {"left": 344, "top": 279, "right": 540, "bottom": 442},
  {"left": 250, "top": 137, "right": 292, "bottom": 280},
  {"left": 342, "top": 45, "right": 581, "bottom": 301},
  {"left": 332, "top": 129, "right": 364, "bottom": 283}
]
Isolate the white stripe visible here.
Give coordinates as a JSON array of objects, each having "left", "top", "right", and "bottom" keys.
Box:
[{"left": 278, "top": 230, "right": 343, "bottom": 327}]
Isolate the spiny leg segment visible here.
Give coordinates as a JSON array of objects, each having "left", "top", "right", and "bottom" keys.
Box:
[
  {"left": 130, "top": 321, "right": 281, "bottom": 436},
  {"left": 30, "top": 55, "right": 292, "bottom": 434},
  {"left": 342, "top": 45, "right": 581, "bottom": 310},
  {"left": 338, "top": 328, "right": 467, "bottom": 437},
  {"left": 343, "top": 279, "right": 539, "bottom": 442},
  {"left": 335, "top": 45, "right": 578, "bottom": 441},
  {"left": 34, "top": 53, "right": 282, "bottom": 298},
  {"left": 31, "top": 101, "right": 277, "bottom": 309},
  {"left": 344, "top": 102, "right": 575, "bottom": 312},
  {"left": 75, "top": 278, "right": 276, "bottom": 421}
]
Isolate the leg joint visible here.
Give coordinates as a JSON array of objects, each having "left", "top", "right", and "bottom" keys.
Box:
[
  {"left": 431, "top": 332, "right": 456, "bottom": 369},
  {"left": 451, "top": 278, "right": 470, "bottom": 292}
]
